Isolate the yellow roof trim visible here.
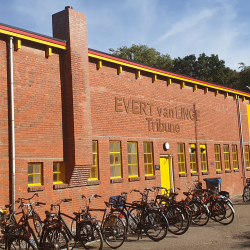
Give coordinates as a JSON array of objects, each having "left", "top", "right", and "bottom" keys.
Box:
[
  {"left": 89, "top": 52, "right": 250, "bottom": 98},
  {"left": 0, "top": 28, "right": 66, "bottom": 50}
]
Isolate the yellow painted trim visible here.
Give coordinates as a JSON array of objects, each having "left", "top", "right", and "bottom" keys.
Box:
[
  {"left": 234, "top": 94, "right": 238, "bottom": 100},
  {"left": 193, "top": 84, "right": 197, "bottom": 91},
  {"left": 89, "top": 52, "right": 250, "bottom": 98},
  {"left": 247, "top": 105, "right": 250, "bottom": 140},
  {"left": 181, "top": 81, "right": 185, "bottom": 88},
  {"left": 118, "top": 65, "right": 122, "bottom": 74},
  {"left": 0, "top": 28, "right": 66, "bottom": 50},
  {"left": 225, "top": 92, "right": 228, "bottom": 98},
  {"left": 242, "top": 96, "right": 246, "bottom": 102},
  {"left": 97, "top": 59, "right": 102, "bottom": 69},
  {"left": 215, "top": 90, "right": 219, "bottom": 95},
  {"left": 15, "top": 39, "right": 21, "bottom": 50},
  {"left": 46, "top": 46, "right": 52, "bottom": 57},
  {"left": 167, "top": 78, "right": 172, "bottom": 85},
  {"left": 204, "top": 87, "right": 208, "bottom": 94},
  {"left": 136, "top": 69, "right": 140, "bottom": 79}
]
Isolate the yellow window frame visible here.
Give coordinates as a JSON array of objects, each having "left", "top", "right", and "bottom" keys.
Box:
[
  {"left": 89, "top": 140, "right": 99, "bottom": 180},
  {"left": 177, "top": 143, "right": 186, "bottom": 173},
  {"left": 200, "top": 144, "right": 208, "bottom": 172},
  {"left": 110, "top": 141, "right": 122, "bottom": 179},
  {"left": 143, "top": 142, "right": 154, "bottom": 176},
  {"left": 53, "top": 162, "right": 66, "bottom": 184},
  {"left": 127, "top": 142, "right": 139, "bottom": 177},
  {"left": 223, "top": 144, "right": 230, "bottom": 170},
  {"left": 245, "top": 145, "right": 250, "bottom": 169},
  {"left": 232, "top": 145, "right": 239, "bottom": 169},
  {"left": 28, "top": 163, "right": 42, "bottom": 186},
  {"left": 189, "top": 144, "right": 197, "bottom": 173},
  {"left": 214, "top": 144, "right": 222, "bottom": 171}
]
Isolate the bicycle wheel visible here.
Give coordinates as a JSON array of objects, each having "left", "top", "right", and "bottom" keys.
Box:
[
  {"left": 243, "top": 186, "right": 250, "bottom": 202},
  {"left": 164, "top": 205, "right": 189, "bottom": 235},
  {"left": 143, "top": 210, "right": 168, "bottom": 242},
  {"left": 78, "top": 221, "right": 103, "bottom": 250},
  {"left": 42, "top": 226, "right": 68, "bottom": 249},
  {"left": 128, "top": 207, "right": 142, "bottom": 233},
  {"left": 8, "top": 236, "right": 36, "bottom": 250},
  {"left": 102, "top": 214, "right": 126, "bottom": 249},
  {"left": 71, "top": 219, "right": 77, "bottom": 237},
  {"left": 32, "top": 212, "right": 43, "bottom": 237},
  {"left": 212, "top": 200, "right": 234, "bottom": 225},
  {"left": 188, "top": 201, "right": 209, "bottom": 226}
]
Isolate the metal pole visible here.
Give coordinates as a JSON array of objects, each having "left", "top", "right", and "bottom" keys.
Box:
[
  {"left": 238, "top": 97, "right": 246, "bottom": 186},
  {"left": 9, "top": 37, "right": 15, "bottom": 210}
]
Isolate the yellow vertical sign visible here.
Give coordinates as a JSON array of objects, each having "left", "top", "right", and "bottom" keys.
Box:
[{"left": 247, "top": 104, "right": 250, "bottom": 140}]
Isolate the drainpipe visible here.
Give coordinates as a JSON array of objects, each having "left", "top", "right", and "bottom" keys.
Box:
[
  {"left": 9, "top": 37, "right": 15, "bottom": 210},
  {"left": 238, "top": 97, "right": 246, "bottom": 186}
]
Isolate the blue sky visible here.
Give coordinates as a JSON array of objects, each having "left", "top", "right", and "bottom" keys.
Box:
[{"left": 1, "top": 0, "right": 250, "bottom": 70}]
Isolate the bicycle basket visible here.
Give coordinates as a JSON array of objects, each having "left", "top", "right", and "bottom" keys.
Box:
[{"left": 109, "top": 195, "right": 125, "bottom": 209}]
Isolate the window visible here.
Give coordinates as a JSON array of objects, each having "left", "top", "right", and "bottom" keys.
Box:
[
  {"left": 245, "top": 145, "right": 250, "bottom": 169},
  {"left": 223, "top": 144, "right": 230, "bottom": 170},
  {"left": 177, "top": 143, "right": 186, "bottom": 173},
  {"left": 200, "top": 144, "right": 208, "bottom": 172},
  {"left": 28, "top": 163, "right": 42, "bottom": 186},
  {"left": 143, "top": 142, "right": 154, "bottom": 176},
  {"left": 89, "top": 141, "right": 99, "bottom": 180},
  {"left": 53, "top": 162, "right": 65, "bottom": 184},
  {"left": 214, "top": 144, "right": 222, "bottom": 171},
  {"left": 127, "top": 142, "right": 138, "bottom": 177},
  {"left": 232, "top": 145, "right": 239, "bottom": 169},
  {"left": 189, "top": 144, "right": 197, "bottom": 173},
  {"left": 110, "top": 141, "right": 121, "bottom": 178}
]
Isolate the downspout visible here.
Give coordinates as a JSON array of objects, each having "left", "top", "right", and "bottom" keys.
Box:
[
  {"left": 9, "top": 37, "right": 15, "bottom": 209},
  {"left": 238, "top": 97, "right": 246, "bottom": 186}
]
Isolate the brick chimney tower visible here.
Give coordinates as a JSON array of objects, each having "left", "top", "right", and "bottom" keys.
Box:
[{"left": 52, "top": 7, "right": 92, "bottom": 186}]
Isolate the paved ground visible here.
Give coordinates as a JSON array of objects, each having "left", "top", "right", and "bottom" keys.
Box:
[{"left": 100, "top": 195, "right": 250, "bottom": 250}]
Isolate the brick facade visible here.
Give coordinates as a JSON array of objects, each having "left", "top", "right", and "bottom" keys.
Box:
[{"left": 0, "top": 7, "right": 249, "bottom": 213}]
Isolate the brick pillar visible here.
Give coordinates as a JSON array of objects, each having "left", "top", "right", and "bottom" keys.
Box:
[{"left": 52, "top": 7, "right": 92, "bottom": 186}]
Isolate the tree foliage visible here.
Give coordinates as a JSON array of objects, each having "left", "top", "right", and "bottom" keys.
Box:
[
  {"left": 109, "top": 44, "right": 172, "bottom": 71},
  {"left": 109, "top": 44, "right": 250, "bottom": 92}
]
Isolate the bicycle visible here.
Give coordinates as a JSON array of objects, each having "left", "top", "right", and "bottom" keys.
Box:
[
  {"left": 7, "top": 197, "right": 69, "bottom": 250},
  {"left": 80, "top": 194, "right": 126, "bottom": 249},
  {"left": 243, "top": 177, "right": 250, "bottom": 202},
  {"left": 110, "top": 189, "right": 168, "bottom": 242},
  {"left": 50, "top": 198, "right": 103, "bottom": 250}
]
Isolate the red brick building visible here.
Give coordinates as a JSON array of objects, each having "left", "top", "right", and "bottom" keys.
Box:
[{"left": 0, "top": 7, "right": 250, "bottom": 210}]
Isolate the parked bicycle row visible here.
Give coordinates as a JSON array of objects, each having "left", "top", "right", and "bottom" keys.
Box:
[{"left": 0, "top": 179, "right": 234, "bottom": 249}]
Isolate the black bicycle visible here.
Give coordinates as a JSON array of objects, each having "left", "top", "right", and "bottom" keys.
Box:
[
  {"left": 50, "top": 198, "right": 103, "bottom": 250},
  {"left": 110, "top": 189, "right": 169, "bottom": 242}
]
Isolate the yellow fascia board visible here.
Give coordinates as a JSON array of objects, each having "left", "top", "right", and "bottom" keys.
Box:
[
  {"left": 89, "top": 53, "right": 250, "bottom": 99},
  {"left": 0, "top": 28, "right": 66, "bottom": 50}
]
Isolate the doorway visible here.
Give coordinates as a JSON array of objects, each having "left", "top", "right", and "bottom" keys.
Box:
[{"left": 160, "top": 156, "right": 174, "bottom": 194}]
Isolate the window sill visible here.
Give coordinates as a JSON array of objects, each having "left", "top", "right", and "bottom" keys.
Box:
[
  {"left": 129, "top": 177, "right": 141, "bottom": 182},
  {"left": 87, "top": 180, "right": 101, "bottom": 186},
  {"left": 202, "top": 172, "right": 210, "bottom": 175},
  {"left": 145, "top": 175, "right": 156, "bottom": 180},
  {"left": 110, "top": 178, "right": 124, "bottom": 184},
  {"left": 179, "top": 173, "right": 188, "bottom": 177},
  {"left": 234, "top": 169, "right": 240, "bottom": 172},
  {"left": 191, "top": 172, "right": 199, "bottom": 176},
  {"left": 225, "top": 170, "right": 232, "bottom": 173},
  {"left": 53, "top": 183, "right": 69, "bottom": 190},
  {"left": 28, "top": 186, "right": 44, "bottom": 192},
  {"left": 247, "top": 168, "right": 250, "bottom": 171},
  {"left": 216, "top": 171, "right": 223, "bottom": 174}
]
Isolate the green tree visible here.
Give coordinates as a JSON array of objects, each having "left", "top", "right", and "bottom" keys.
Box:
[
  {"left": 236, "top": 63, "right": 250, "bottom": 92},
  {"left": 109, "top": 44, "right": 172, "bottom": 71},
  {"left": 171, "top": 53, "right": 234, "bottom": 87}
]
